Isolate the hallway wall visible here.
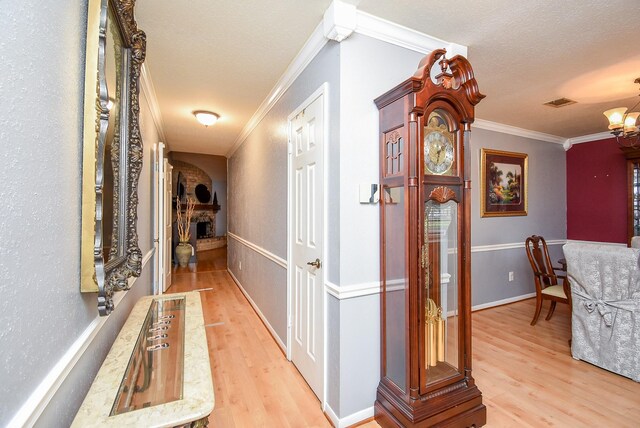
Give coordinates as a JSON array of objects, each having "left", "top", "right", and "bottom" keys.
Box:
[
  {"left": 227, "top": 41, "right": 341, "bottom": 344},
  {"left": 0, "top": 3, "right": 157, "bottom": 426}
]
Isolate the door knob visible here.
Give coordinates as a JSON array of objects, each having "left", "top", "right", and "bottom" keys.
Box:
[{"left": 307, "top": 258, "right": 321, "bottom": 269}]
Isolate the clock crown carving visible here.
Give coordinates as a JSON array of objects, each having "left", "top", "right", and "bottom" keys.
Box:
[{"left": 412, "top": 49, "right": 485, "bottom": 121}]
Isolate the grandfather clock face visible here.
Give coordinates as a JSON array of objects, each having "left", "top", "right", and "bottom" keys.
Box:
[{"left": 424, "top": 111, "right": 456, "bottom": 176}]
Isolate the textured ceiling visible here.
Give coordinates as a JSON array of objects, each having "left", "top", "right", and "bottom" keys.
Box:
[{"left": 136, "top": 0, "right": 640, "bottom": 155}]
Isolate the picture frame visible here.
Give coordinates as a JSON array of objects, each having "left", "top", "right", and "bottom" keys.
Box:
[{"left": 480, "top": 148, "right": 528, "bottom": 217}]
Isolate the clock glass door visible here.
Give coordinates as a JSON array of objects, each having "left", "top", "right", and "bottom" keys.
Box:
[
  {"left": 383, "top": 185, "right": 407, "bottom": 392},
  {"left": 423, "top": 198, "right": 460, "bottom": 387}
]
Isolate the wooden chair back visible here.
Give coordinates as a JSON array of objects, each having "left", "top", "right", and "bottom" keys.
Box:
[{"left": 525, "top": 235, "right": 557, "bottom": 287}]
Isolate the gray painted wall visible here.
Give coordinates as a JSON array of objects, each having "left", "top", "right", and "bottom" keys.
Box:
[
  {"left": 331, "top": 34, "right": 424, "bottom": 416},
  {"left": 469, "top": 128, "right": 567, "bottom": 306},
  {"left": 0, "top": 2, "right": 156, "bottom": 425},
  {"left": 227, "top": 41, "right": 340, "bottom": 343}
]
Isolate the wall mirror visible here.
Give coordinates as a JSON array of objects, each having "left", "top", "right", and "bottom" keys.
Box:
[{"left": 81, "top": 0, "right": 146, "bottom": 315}]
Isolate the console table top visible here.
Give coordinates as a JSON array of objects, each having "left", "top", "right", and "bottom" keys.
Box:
[{"left": 72, "top": 292, "right": 214, "bottom": 427}]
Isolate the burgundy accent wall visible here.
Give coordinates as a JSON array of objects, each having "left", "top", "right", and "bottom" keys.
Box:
[{"left": 566, "top": 137, "right": 627, "bottom": 243}]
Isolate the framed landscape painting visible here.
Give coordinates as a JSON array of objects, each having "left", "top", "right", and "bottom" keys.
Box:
[{"left": 480, "top": 148, "right": 528, "bottom": 217}]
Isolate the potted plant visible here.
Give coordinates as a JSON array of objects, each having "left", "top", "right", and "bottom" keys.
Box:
[{"left": 175, "top": 197, "right": 195, "bottom": 267}]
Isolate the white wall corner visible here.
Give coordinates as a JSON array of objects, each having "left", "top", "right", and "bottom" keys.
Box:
[
  {"left": 140, "top": 63, "right": 168, "bottom": 145},
  {"left": 563, "top": 139, "right": 573, "bottom": 151},
  {"left": 447, "top": 42, "right": 468, "bottom": 58},
  {"left": 323, "top": 0, "right": 357, "bottom": 42}
]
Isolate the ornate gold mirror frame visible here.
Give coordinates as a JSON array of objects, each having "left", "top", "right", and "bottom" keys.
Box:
[{"left": 82, "top": 0, "right": 145, "bottom": 316}]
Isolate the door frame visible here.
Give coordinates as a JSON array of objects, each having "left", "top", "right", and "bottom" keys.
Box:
[
  {"left": 163, "top": 159, "right": 173, "bottom": 292},
  {"left": 153, "top": 142, "right": 166, "bottom": 295},
  {"left": 286, "top": 82, "right": 329, "bottom": 409}
]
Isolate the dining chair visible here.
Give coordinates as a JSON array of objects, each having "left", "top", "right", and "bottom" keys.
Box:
[{"left": 525, "top": 235, "right": 571, "bottom": 325}]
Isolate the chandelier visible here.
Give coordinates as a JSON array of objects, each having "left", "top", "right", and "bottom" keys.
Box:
[{"left": 603, "top": 78, "right": 640, "bottom": 148}]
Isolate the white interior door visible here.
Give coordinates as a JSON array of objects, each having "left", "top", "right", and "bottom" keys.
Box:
[
  {"left": 289, "top": 90, "right": 324, "bottom": 401},
  {"left": 164, "top": 159, "right": 173, "bottom": 292}
]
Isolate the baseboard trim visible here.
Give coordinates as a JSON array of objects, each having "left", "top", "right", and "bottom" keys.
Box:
[
  {"left": 325, "top": 404, "right": 375, "bottom": 428},
  {"left": 325, "top": 404, "right": 339, "bottom": 427},
  {"left": 471, "top": 292, "right": 535, "bottom": 312},
  {"left": 7, "top": 248, "right": 155, "bottom": 428},
  {"left": 227, "top": 268, "right": 286, "bottom": 353},
  {"left": 227, "top": 232, "right": 287, "bottom": 269}
]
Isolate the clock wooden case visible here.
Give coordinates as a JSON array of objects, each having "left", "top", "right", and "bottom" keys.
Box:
[{"left": 374, "top": 49, "right": 486, "bottom": 427}]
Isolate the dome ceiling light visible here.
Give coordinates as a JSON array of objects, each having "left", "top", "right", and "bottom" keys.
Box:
[{"left": 193, "top": 110, "right": 220, "bottom": 127}]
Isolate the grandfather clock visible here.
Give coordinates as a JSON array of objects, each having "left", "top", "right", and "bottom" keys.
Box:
[{"left": 374, "top": 49, "right": 486, "bottom": 427}]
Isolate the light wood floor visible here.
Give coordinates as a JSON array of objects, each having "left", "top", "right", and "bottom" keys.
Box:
[
  {"left": 169, "top": 248, "right": 331, "bottom": 427},
  {"left": 169, "top": 248, "right": 640, "bottom": 427}
]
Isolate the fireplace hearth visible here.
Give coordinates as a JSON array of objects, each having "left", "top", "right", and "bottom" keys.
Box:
[{"left": 197, "top": 221, "right": 214, "bottom": 239}]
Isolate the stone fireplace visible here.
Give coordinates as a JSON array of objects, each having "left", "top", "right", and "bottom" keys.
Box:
[
  {"left": 194, "top": 211, "right": 215, "bottom": 239},
  {"left": 172, "top": 159, "right": 227, "bottom": 255},
  {"left": 192, "top": 209, "right": 226, "bottom": 251}
]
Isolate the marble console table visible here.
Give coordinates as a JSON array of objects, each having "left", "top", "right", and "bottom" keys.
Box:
[{"left": 72, "top": 292, "right": 214, "bottom": 427}]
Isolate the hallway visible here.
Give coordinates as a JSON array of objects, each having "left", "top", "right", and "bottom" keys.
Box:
[{"left": 168, "top": 248, "right": 334, "bottom": 427}]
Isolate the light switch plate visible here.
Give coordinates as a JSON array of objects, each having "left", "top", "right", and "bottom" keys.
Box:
[{"left": 359, "top": 184, "right": 379, "bottom": 204}]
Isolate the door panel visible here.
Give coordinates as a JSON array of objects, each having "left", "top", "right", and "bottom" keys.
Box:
[{"left": 290, "top": 92, "right": 324, "bottom": 400}]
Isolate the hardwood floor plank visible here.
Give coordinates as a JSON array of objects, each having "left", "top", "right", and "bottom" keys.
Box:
[{"left": 167, "top": 248, "right": 640, "bottom": 427}]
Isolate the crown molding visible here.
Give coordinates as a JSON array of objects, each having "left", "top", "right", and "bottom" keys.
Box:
[
  {"left": 473, "top": 119, "right": 566, "bottom": 144},
  {"left": 355, "top": 10, "right": 467, "bottom": 57},
  {"left": 323, "top": 0, "right": 356, "bottom": 42},
  {"left": 473, "top": 120, "right": 616, "bottom": 151},
  {"left": 226, "top": 20, "right": 328, "bottom": 158},
  {"left": 227, "top": 0, "right": 468, "bottom": 158},
  {"left": 140, "top": 63, "right": 168, "bottom": 145},
  {"left": 564, "top": 131, "right": 613, "bottom": 150}
]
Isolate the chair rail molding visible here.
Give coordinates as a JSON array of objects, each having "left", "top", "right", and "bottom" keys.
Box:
[
  {"left": 7, "top": 248, "right": 156, "bottom": 428},
  {"left": 471, "top": 239, "right": 566, "bottom": 253},
  {"left": 565, "top": 239, "right": 626, "bottom": 247},
  {"left": 227, "top": 232, "right": 287, "bottom": 268},
  {"left": 324, "top": 240, "right": 568, "bottom": 300}
]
